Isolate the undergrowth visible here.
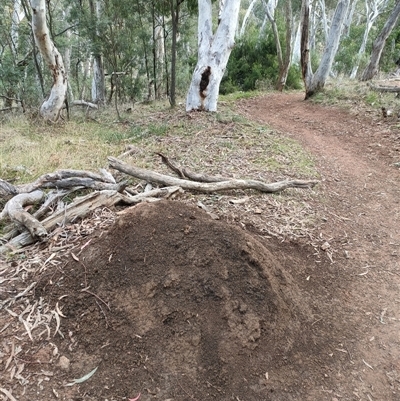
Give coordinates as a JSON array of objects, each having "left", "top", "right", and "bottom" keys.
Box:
[{"left": 0, "top": 95, "right": 317, "bottom": 186}]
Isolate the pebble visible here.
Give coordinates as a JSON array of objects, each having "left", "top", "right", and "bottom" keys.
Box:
[{"left": 58, "top": 355, "right": 70, "bottom": 370}]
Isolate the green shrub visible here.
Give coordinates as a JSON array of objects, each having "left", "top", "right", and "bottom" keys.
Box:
[{"left": 220, "top": 28, "right": 302, "bottom": 94}]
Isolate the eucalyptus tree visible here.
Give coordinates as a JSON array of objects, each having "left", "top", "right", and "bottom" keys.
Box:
[
  {"left": 301, "top": 0, "right": 350, "bottom": 99},
  {"left": 361, "top": 0, "right": 400, "bottom": 80},
  {"left": 30, "top": 0, "right": 67, "bottom": 121},
  {"left": 264, "top": 0, "right": 293, "bottom": 90},
  {"left": 89, "top": 0, "right": 105, "bottom": 104},
  {"left": 350, "top": 0, "right": 390, "bottom": 78},
  {"left": 186, "top": 0, "right": 241, "bottom": 111}
]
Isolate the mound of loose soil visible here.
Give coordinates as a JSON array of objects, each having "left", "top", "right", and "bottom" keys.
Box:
[{"left": 36, "top": 200, "right": 333, "bottom": 401}]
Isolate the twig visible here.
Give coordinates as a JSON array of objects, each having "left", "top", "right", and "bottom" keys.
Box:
[
  {"left": 81, "top": 288, "right": 111, "bottom": 310},
  {"left": 95, "top": 300, "right": 110, "bottom": 328}
]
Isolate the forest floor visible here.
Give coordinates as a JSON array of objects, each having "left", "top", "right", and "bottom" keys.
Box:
[{"left": 1, "top": 91, "right": 400, "bottom": 401}]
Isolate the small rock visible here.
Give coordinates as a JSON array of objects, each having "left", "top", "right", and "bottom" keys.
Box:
[{"left": 58, "top": 356, "right": 70, "bottom": 370}]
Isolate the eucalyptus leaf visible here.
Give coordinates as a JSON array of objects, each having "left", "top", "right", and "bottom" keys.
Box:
[{"left": 65, "top": 366, "right": 98, "bottom": 386}]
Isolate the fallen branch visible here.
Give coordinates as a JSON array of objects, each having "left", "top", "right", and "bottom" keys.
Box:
[
  {"left": 108, "top": 156, "right": 318, "bottom": 193},
  {"left": 0, "top": 169, "right": 119, "bottom": 197},
  {"left": 0, "top": 179, "right": 18, "bottom": 198},
  {"left": 0, "top": 190, "right": 47, "bottom": 240},
  {"left": 71, "top": 100, "right": 99, "bottom": 109},
  {"left": 1, "top": 189, "right": 73, "bottom": 242},
  {"left": 0, "top": 186, "right": 182, "bottom": 253},
  {"left": 368, "top": 83, "right": 400, "bottom": 93},
  {"left": 157, "top": 153, "right": 231, "bottom": 182}
]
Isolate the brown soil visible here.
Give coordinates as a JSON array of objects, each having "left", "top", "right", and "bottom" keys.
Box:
[{"left": 2, "top": 92, "right": 400, "bottom": 401}]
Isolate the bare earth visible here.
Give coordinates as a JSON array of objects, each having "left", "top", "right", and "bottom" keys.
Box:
[{"left": 1, "top": 92, "right": 400, "bottom": 401}]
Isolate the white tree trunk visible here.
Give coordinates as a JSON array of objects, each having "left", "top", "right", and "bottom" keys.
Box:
[
  {"left": 292, "top": 18, "right": 302, "bottom": 65},
  {"left": 319, "top": 0, "right": 329, "bottom": 43},
  {"left": 91, "top": 0, "right": 105, "bottom": 104},
  {"left": 11, "top": 0, "right": 24, "bottom": 56},
  {"left": 240, "top": 0, "right": 258, "bottom": 37},
  {"left": 350, "top": 0, "right": 387, "bottom": 79},
  {"left": 361, "top": 0, "right": 400, "bottom": 80},
  {"left": 343, "top": 0, "right": 358, "bottom": 36},
  {"left": 186, "top": 0, "right": 241, "bottom": 112},
  {"left": 307, "top": 0, "right": 350, "bottom": 97},
  {"left": 31, "top": 0, "right": 67, "bottom": 121}
]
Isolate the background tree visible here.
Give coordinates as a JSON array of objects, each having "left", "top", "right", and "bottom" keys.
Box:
[
  {"left": 186, "top": 0, "right": 241, "bottom": 111},
  {"left": 301, "top": 0, "right": 350, "bottom": 99},
  {"left": 361, "top": 0, "right": 400, "bottom": 80},
  {"left": 30, "top": 0, "right": 67, "bottom": 121}
]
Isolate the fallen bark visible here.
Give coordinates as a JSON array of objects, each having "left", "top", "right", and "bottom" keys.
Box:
[{"left": 109, "top": 156, "right": 318, "bottom": 193}]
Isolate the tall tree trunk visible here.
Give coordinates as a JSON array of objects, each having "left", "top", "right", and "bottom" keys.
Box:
[
  {"left": 276, "top": 0, "right": 293, "bottom": 91},
  {"left": 343, "top": 0, "right": 358, "bottom": 36},
  {"left": 240, "top": 0, "right": 258, "bottom": 37},
  {"left": 264, "top": 0, "right": 290, "bottom": 90},
  {"left": 30, "top": 0, "right": 67, "bottom": 121},
  {"left": 89, "top": 0, "right": 105, "bottom": 104},
  {"left": 186, "top": 0, "right": 241, "bottom": 112},
  {"left": 361, "top": 0, "right": 400, "bottom": 81},
  {"left": 301, "top": 0, "right": 349, "bottom": 99},
  {"left": 169, "top": 0, "right": 181, "bottom": 107},
  {"left": 350, "top": 0, "right": 387, "bottom": 79},
  {"left": 292, "top": 18, "right": 302, "bottom": 65}
]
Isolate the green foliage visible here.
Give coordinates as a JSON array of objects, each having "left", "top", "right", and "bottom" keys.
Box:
[{"left": 221, "top": 18, "right": 302, "bottom": 95}]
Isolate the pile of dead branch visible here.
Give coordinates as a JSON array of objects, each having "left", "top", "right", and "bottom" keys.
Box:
[{"left": 0, "top": 154, "right": 318, "bottom": 254}]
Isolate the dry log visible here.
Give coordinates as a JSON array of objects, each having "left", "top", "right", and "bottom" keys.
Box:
[
  {"left": 108, "top": 156, "right": 318, "bottom": 193},
  {"left": 1, "top": 190, "right": 70, "bottom": 241},
  {"left": 0, "top": 186, "right": 182, "bottom": 253},
  {"left": 0, "top": 190, "right": 47, "bottom": 240},
  {"left": 41, "top": 177, "right": 126, "bottom": 191},
  {"left": 157, "top": 153, "right": 231, "bottom": 182},
  {"left": 368, "top": 83, "right": 400, "bottom": 93},
  {"left": 0, "top": 190, "right": 120, "bottom": 252},
  {"left": 71, "top": 100, "right": 99, "bottom": 109},
  {"left": 0, "top": 179, "right": 18, "bottom": 199},
  {"left": 0, "top": 170, "right": 119, "bottom": 197}
]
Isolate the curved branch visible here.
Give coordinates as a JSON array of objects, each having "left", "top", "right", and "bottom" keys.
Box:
[{"left": 108, "top": 157, "right": 318, "bottom": 193}]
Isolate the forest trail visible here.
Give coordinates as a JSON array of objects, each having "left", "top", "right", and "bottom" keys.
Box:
[
  {"left": 241, "top": 92, "right": 400, "bottom": 400},
  {"left": 2, "top": 92, "right": 400, "bottom": 401}
]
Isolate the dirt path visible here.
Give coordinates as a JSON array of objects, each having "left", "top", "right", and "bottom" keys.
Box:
[
  {"left": 2, "top": 93, "right": 400, "bottom": 401},
  {"left": 241, "top": 92, "right": 400, "bottom": 400}
]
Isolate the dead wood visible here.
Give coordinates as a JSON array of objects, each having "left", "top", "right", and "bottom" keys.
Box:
[
  {"left": 71, "top": 100, "right": 99, "bottom": 109},
  {"left": 0, "top": 186, "right": 182, "bottom": 253},
  {"left": 41, "top": 177, "right": 126, "bottom": 191},
  {"left": 108, "top": 156, "right": 318, "bottom": 193},
  {"left": 0, "top": 169, "right": 119, "bottom": 197},
  {"left": 0, "top": 190, "right": 47, "bottom": 240},
  {"left": 1, "top": 190, "right": 71, "bottom": 242},
  {"left": 368, "top": 83, "right": 400, "bottom": 93},
  {"left": 0, "top": 179, "right": 19, "bottom": 199},
  {"left": 157, "top": 153, "right": 231, "bottom": 182}
]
